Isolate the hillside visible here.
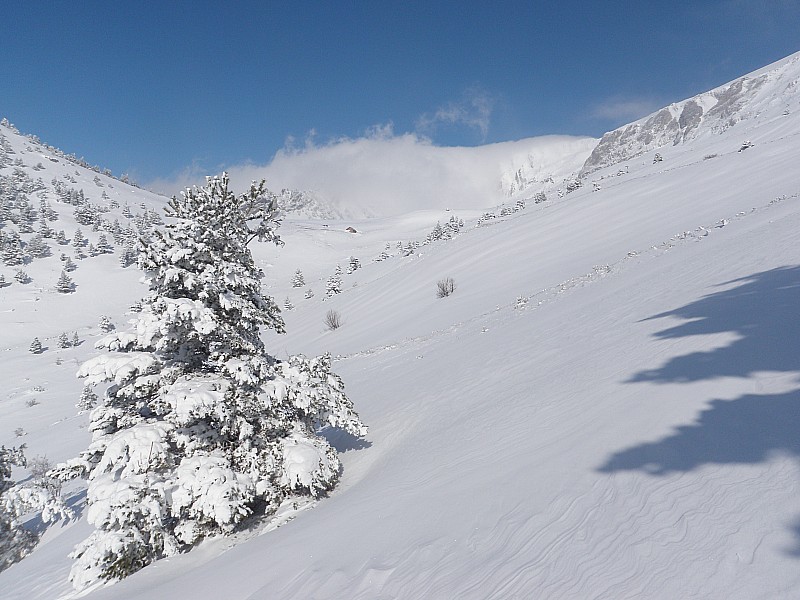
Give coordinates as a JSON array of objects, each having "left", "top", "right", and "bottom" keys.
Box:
[
  {"left": 582, "top": 51, "right": 800, "bottom": 174},
  {"left": 2, "top": 50, "right": 800, "bottom": 599}
]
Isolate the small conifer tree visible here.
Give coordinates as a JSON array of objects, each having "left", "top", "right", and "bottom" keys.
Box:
[
  {"left": 96, "top": 234, "right": 114, "bottom": 254},
  {"left": 98, "top": 315, "right": 114, "bottom": 332},
  {"left": 291, "top": 269, "right": 305, "bottom": 287},
  {"left": 75, "top": 387, "right": 97, "bottom": 413},
  {"left": 29, "top": 338, "right": 43, "bottom": 354},
  {"left": 326, "top": 265, "right": 343, "bottom": 297},
  {"left": 55, "top": 270, "right": 74, "bottom": 293},
  {"left": 346, "top": 256, "right": 361, "bottom": 274}
]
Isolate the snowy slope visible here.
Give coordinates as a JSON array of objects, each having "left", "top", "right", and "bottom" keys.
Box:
[
  {"left": 582, "top": 50, "right": 800, "bottom": 174},
  {"left": 0, "top": 122, "right": 168, "bottom": 458},
  {"left": 2, "top": 50, "right": 800, "bottom": 599}
]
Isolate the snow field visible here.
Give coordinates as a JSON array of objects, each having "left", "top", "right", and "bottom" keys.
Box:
[{"left": 3, "top": 52, "right": 800, "bottom": 598}]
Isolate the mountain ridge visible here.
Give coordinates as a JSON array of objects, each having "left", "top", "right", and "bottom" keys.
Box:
[{"left": 581, "top": 50, "right": 800, "bottom": 174}]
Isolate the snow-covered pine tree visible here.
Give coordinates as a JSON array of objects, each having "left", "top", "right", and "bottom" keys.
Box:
[
  {"left": 1, "top": 231, "right": 25, "bottom": 266},
  {"left": 0, "top": 444, "right": 35, "bottom": 572},
  {"left": 14, "top": 269, "right": 30, "bottom": 284},
  {"left": 326, "top": 265, "right": 343, "bottom": 297},
  {"left": 29, "top": 338, "right": 42, "bottom": 354},
  {"left": 55, "top": 270, "right": 75, "bottom": 293},
  {"left": 58, "top": 173, "right": 366, "bottom": 590},
  {"left": 119, "top": 242, "right": 137, "bottom": 268},
  {"left": 291, "top": 269, "right": 304, "bottom": 287},
  {"left": 284, "top": 297, "right": 294, "bottom": 310},
  {"left": 57, "top": 332, "right": 71, "bottom": 348},
  {"left": 73, "top": 202, "right": 97, "bottom": 226},
  {"left": 96, "top": 234, "right": 114, "bottom": 255},
  {"left": 1, "top": 444, "right": 70, "bottom": 572},
  {"left": 75, "top": 387, "right": 97, "bottom": 413},
  {"left": 98, "top": 315, "right": 114, "bottom": 332},
  {"left": 38, "top": 217, "right": 55, "bottom": 238},
  {"left": 346, "top": 256, "right": 360, "bottom": 274},
  {"left": 304, "top": 288, "right": 314, "bottom": 299}
]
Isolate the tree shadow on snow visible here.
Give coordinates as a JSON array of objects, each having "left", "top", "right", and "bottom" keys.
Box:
[
  {"left": 597, "top": 266, "right": 800, "bottom": 553},
  {"left": 599, "top": 389, "right": 800, "bottom": 474},
  {"left": 628, "top": 265, "right": 800, "bottom": 384},
  {"left": 321, "top": 427, "right": 373, "bottom": 453},
  {"left": 790, "top": 519, "right": 800, "bottom": 557}
]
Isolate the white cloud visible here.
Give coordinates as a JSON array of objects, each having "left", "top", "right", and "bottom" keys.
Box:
[
  {"left": 590, "top": 97, "right": 662, "bottom": 123},
  {"left": 145, "top": 125, "right": 596, "bottom": 218},
  {"left": 416, "top": 87, "right": 494, "bottom": 140},
  {"left": 146, "top": 159, "right": 220, "bottom": 198}
]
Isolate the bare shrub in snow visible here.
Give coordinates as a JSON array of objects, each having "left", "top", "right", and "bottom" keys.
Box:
[
  {"left": 325, "top": 309, "right": 342, "bottom": 330},
  {"left": 437, "top": 277, "right": 456, "bottom": 298}
]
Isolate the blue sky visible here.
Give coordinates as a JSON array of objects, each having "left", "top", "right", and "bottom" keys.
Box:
[{"left": 2, "top": 1, "right": 799, "bottom": 190}]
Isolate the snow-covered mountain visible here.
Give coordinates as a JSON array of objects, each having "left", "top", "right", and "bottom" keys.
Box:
[
  {"left": 3, "top": 49, "right": 800, "bottom": 599},
  {"left": 582, "top": 51, "right": 800, "bottom": 174},
  {"left": 272, "top": 187, "right": 346, "bottom": 220}
]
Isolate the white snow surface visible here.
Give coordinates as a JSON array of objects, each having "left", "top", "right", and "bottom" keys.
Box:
[{"left": 3, "top": 51, "right": 800, "bottom": 598}]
